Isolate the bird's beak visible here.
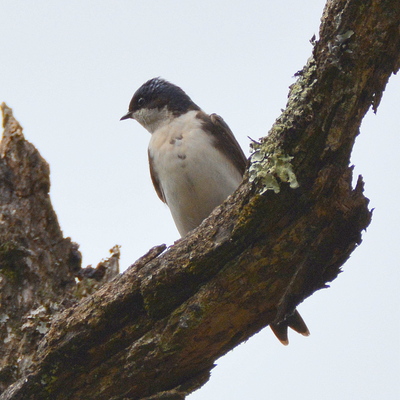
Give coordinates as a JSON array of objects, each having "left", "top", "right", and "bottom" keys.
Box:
[{"left": 120, "top": 111, "right": 133, "bottom": 121}]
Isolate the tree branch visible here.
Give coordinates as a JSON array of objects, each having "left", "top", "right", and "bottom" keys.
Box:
[{"left": 0, "top": 0, "right": 399, "bottom": 399}]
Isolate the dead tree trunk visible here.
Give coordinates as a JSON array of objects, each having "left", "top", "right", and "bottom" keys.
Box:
[{"left": 0, "top": 0, "right": 399, "bottom": 399}]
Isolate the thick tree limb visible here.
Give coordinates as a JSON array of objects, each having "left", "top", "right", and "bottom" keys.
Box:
[{"left": 0, "top": 0, "right": 399, "bottom": 399}]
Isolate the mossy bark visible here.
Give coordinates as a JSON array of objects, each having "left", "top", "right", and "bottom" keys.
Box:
[
  {"left": 0, "top": 107, "right": 120, "bottom": 394},
  {"left": 0, "top": 0, "right": 399, "bottom": 399}
]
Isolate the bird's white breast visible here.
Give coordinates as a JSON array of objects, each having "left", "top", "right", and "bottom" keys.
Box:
[{"left": 148, "top": 110, "right": 243, "bottom": 236}]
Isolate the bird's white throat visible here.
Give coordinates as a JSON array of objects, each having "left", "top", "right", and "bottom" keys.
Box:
[{"left": 133, "top": 106, "right": 174, "bottom": 134}]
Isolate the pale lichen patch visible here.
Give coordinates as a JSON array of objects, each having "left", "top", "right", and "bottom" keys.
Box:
[{"left": 249, "top": 145, "right": 299, "bottom": 194}]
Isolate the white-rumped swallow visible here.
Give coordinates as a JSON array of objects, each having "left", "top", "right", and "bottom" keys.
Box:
[{"left": 121, "top": 77, "right": 309, "bottom": 344}]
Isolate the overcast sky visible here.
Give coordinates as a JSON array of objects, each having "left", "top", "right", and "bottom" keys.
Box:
[{"left": 1, "top": 1, "right": 399, "bottom": 399}]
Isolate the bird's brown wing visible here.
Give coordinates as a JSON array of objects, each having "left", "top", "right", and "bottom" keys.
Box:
[
  {"left": 196, "top": 111, "right": 248, "bottom": 175},
  {"left": 148, "top": 149, "right": 166, "bottom": 203}
]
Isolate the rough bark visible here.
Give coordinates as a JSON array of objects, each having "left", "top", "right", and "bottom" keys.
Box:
[
  {"left": 0, "top": 105, "right": 80, "bottom": 390},
  {"left": 0, "top": 0, "right": 399, "bottom": 399},
  {"left": 0, "top": 105, "right": 120, "bottom": 393}
]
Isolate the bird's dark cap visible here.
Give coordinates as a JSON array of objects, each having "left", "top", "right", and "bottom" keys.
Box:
[{"left": 125, "top": 77, "right": 200, "bottom": 117}]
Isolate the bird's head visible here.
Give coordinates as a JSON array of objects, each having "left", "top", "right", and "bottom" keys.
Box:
[{"left": 120, "top": 77, "right": 200, "bottom": 133}]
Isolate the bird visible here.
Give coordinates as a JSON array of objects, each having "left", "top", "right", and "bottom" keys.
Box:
[{"left": 121, "top": 77, "right": 309, "bottom": 344}]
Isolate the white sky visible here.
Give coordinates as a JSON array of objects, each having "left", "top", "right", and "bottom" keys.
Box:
[{"left": 1, "top": 1, "right": 399, "bottom": 399}]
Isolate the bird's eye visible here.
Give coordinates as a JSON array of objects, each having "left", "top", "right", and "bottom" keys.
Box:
[{"left": 137, "top": 97, "right": 145, "bottom": 107}]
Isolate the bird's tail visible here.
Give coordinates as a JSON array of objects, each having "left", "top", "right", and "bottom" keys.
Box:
[{"left": 269, "top": 309, "right": 310, "bottom": 345}]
